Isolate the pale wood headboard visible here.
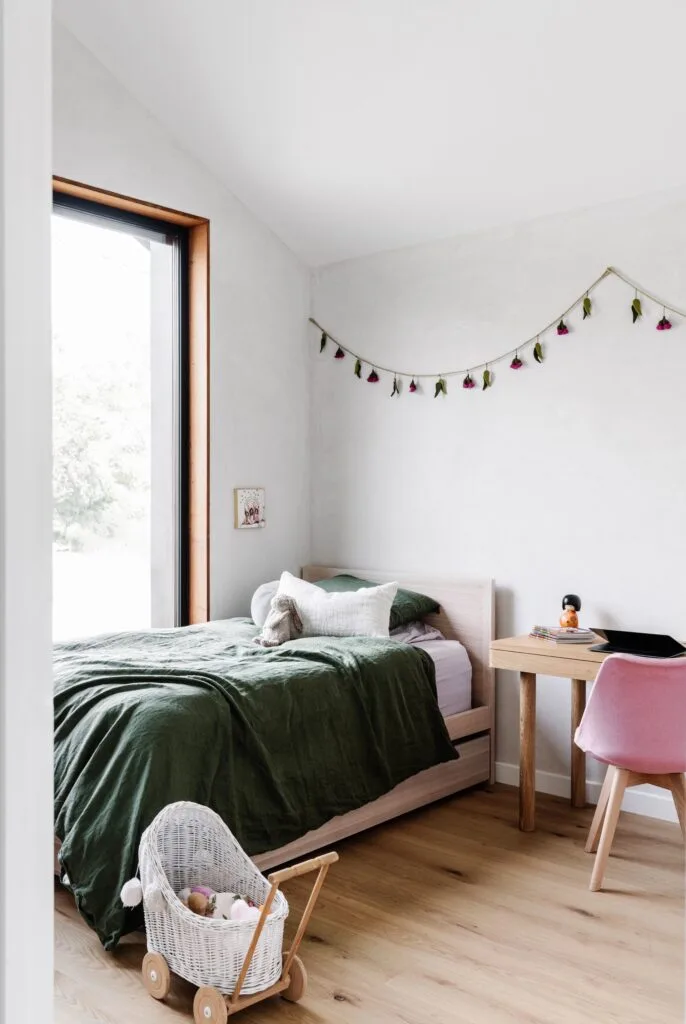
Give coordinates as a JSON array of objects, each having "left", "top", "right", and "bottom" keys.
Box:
[{"left": 301, "top": 566, "right": 495, "bottom": 715}]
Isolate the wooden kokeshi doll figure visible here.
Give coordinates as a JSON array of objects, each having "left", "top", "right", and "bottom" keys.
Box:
[{"left": 560, "top": 594, "right": 581, "bottom": 629}]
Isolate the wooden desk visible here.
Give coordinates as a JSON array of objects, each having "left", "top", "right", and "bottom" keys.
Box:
[{"left": 489, "top": 635, "right": 607, "bottom": 831}]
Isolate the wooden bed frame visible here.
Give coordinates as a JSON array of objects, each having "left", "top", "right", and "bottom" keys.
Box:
[
  {"left": 54, "top": 567, "right": 494, "bottom": 876},
  {"left": 253, "top": 566, "right": 495, "bottom": 870}
]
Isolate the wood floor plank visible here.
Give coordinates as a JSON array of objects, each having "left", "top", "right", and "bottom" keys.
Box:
[{"left": 55, "top": 785, "right": 684, "bottom": 1024}]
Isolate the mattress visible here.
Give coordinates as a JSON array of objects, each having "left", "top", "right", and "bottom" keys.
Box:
[
  {"left": 392, "top": 621, "right": 473, "bottom": 716},
  {"left": 416, "top": 639, "right": 472, "bottom": 716}
]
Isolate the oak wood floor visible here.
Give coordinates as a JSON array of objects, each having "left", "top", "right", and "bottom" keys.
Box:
[{"left": 55, "top": 785, "right": 684, "bottom": 1024}]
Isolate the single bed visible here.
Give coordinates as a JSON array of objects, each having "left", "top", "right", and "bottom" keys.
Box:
[{"left": 53, "top": 566, "right": 494, "bottom": 946}]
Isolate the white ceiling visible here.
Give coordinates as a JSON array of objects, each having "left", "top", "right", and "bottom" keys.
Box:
[{"left": 55, "top": 0, "right": 686, "bottom": 267}]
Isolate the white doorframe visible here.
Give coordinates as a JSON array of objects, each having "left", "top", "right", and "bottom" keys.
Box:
[
  {"left": 0, "top": 0, "right": 53, "bottom": 1019},
  {"left": 150, "top": 240, "right": 179, "bottom": 627}
]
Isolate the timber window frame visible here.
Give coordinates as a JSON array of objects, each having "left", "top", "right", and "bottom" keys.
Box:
[{"left": 52, "top": 176, "right": 210, "bottom": 623}]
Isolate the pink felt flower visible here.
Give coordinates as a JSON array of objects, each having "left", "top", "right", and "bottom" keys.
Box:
[
  {"left": 657, "top": 316, "right": 672, "bottom": 331},
  {"left": 409, "top": 379, "right": 417, "bottom": 393},
  {"left": 334, "top": 346, "right": 345, "bottom": 358},
  {"left": 367, "top": 369, "right": 379, "bottom": 383},
  {"left": 462, "top": 374, "right": 475, "bottom": 389},
  {"left": 556, "top": 319, "right": 569, "bottom": 336},
  {"left": 510, "top": 356, "right": 523, "bottom": 369}
]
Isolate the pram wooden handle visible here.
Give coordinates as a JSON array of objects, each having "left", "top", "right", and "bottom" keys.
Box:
[
  {"left": 229, "top": 850, "right": 339, "bottom": 1007},
  {"left": 267, "top": 850, "right": 339, "bottom": 885}
]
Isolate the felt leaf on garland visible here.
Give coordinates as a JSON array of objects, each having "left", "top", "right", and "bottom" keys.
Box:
[
  {"left": 482, "top": 369, "right": 492, "bottom": 390},
  {"left": 434, "top": 377, "right": 447, "bottom": 398},
  {"left": 556, "top": 319, "right": 569, "bottom": 336},
  {"left": 533, "top": 341, "right": 544, "bottom": 363},
  {"left": 631, "top": 297, "right": 642, "bottom": 323},
  {"left": 354, "top": 358, "right": 362, "bottom": 378},
  {"left": 409, "top": 378, "right": 417, "bottom": 393},
  {"left": 462, "top": 373, "right": 475, "bottom": 390},
  {"left": 657, "top": 315, "right": 672, "bottom": 331},
  {"left": 320, "top": 331, "right": 327, "bottom": 353},
  {"left": 583, "top": 296, "right": 592, "bottom": 319},
  {"left": 391, "top": 376, "right": 400, "bottom": 397},
  {"left": 510, "top": 355, "right": 523, "bottom": 369},
  {"left": 334, "top": 346, "right": 345, "bottom": 359},
  {"left": 367, "top": 369, "right": 379, "bottom": 383}
]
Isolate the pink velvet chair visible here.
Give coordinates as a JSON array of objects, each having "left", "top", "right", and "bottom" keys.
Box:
[{"left": 574, "top": 652, "right": 686, "bottom": 891}]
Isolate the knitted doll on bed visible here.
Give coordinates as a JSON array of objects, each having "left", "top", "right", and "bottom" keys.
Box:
[{"left": 254, "top": 594, "right": 303, "bottom": 647}]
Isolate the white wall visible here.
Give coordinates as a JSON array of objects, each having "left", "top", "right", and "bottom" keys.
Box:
[
  {"left": 54, "top": 20, "right": 686, "bottom": 818},
  {"left": 0, "top": 0, "right": 54, "bottom": 1017},
  {"left": 311, "top": 187, "right": 686, "bottom": 817},
  {"left": 53, "top": 23, "right": 311, "bottom": 617}
]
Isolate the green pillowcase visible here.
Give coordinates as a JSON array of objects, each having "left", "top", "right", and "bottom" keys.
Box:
[{"left": 313, "top": 574, "right": 440, "bottom": 631}]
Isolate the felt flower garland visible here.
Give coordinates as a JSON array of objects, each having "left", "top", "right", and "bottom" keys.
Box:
[{"left": 312, "top": 266, "right": 685, "bottom": 398}]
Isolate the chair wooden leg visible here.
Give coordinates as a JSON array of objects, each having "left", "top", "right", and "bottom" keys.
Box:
[
  {"left": 590, "top": 767, "right": 629, "bottom": 892},
  {"left": 667, "top": 773, "right": 686, "bottom": 840},
  {"left": 585, "top": 766, "right": 614, "bottom": 854}
]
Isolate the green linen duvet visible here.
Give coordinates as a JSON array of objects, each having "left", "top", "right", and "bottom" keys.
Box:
[{"left": 54, "top": 618, "right": 456, "bottom": 949}]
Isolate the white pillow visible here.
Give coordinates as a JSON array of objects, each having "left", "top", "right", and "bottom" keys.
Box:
[
  {"left": 250, "top": 580, "right": 279, "bottom": 627},
  {"left": 277, "top": 571, "right": 398, "bottom": 638}
]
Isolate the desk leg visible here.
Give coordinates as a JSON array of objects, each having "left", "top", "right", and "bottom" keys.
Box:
[
  {"left": 571, "top": 678, "right": 586, "bottom": 808},
  {"left": 519, "top": 672, "right": 536, "bottom": 831}
]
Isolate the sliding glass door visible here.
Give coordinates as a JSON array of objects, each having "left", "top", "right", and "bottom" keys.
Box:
[{"left": 52, "top": 194, "right": 189, "bottom": 640}]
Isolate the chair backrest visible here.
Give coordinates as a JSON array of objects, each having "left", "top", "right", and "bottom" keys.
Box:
[{"left": 575, "top": 653, "right": 686, "bottom": 774}]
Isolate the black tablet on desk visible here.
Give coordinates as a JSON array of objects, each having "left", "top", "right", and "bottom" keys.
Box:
[{"left": 590, "top": 629, "right": 686, "bottom": 658}]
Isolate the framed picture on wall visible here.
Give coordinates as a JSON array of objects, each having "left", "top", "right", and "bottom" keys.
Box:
[{"left": 234, "top": 487, "right": 266, "bottom": 529}]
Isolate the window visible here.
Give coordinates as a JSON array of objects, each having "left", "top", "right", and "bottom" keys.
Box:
[{"left": 52, "top": 181, "right": 209, "bottom": 639}]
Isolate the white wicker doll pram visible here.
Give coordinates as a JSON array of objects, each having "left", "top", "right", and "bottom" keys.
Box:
[{"left": 137, "top": 801, "right": 338, "bottom": 1023}]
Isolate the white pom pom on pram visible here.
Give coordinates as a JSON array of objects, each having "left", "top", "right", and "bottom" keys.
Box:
[
  {"left": 120, "top": 877, "right": 143, "bottom": 907},
  {"left": 144, "top": 883, "right": 166, "bottom": 913}
]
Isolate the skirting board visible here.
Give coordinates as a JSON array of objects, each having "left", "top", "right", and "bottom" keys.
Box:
[{"left": 495, "top": 762, "right": 678, "bottom": 823}]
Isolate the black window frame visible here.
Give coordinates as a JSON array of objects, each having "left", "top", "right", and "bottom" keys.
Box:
[{"left": 52, "top": 190, "right": 191, "bottom": 626}]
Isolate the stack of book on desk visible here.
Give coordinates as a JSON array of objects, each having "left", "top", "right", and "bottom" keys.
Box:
[{"left": 530, "top": 626, "right": 596, "bottom": 644}]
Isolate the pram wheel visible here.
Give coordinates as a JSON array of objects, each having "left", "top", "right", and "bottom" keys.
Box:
[
  {"left": 281, "top": 955, "right": 307, "bottom": 1003},
  {"left": 194, "top": 986, "right": 228, "bottom": 1023},
  {"left": 142, "top": 952, "right": 171, "bottom": 1000}
]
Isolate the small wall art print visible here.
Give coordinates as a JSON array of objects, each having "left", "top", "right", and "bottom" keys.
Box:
[{"left": 234, "top": 487, "right": 266, "bottom": 529}]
